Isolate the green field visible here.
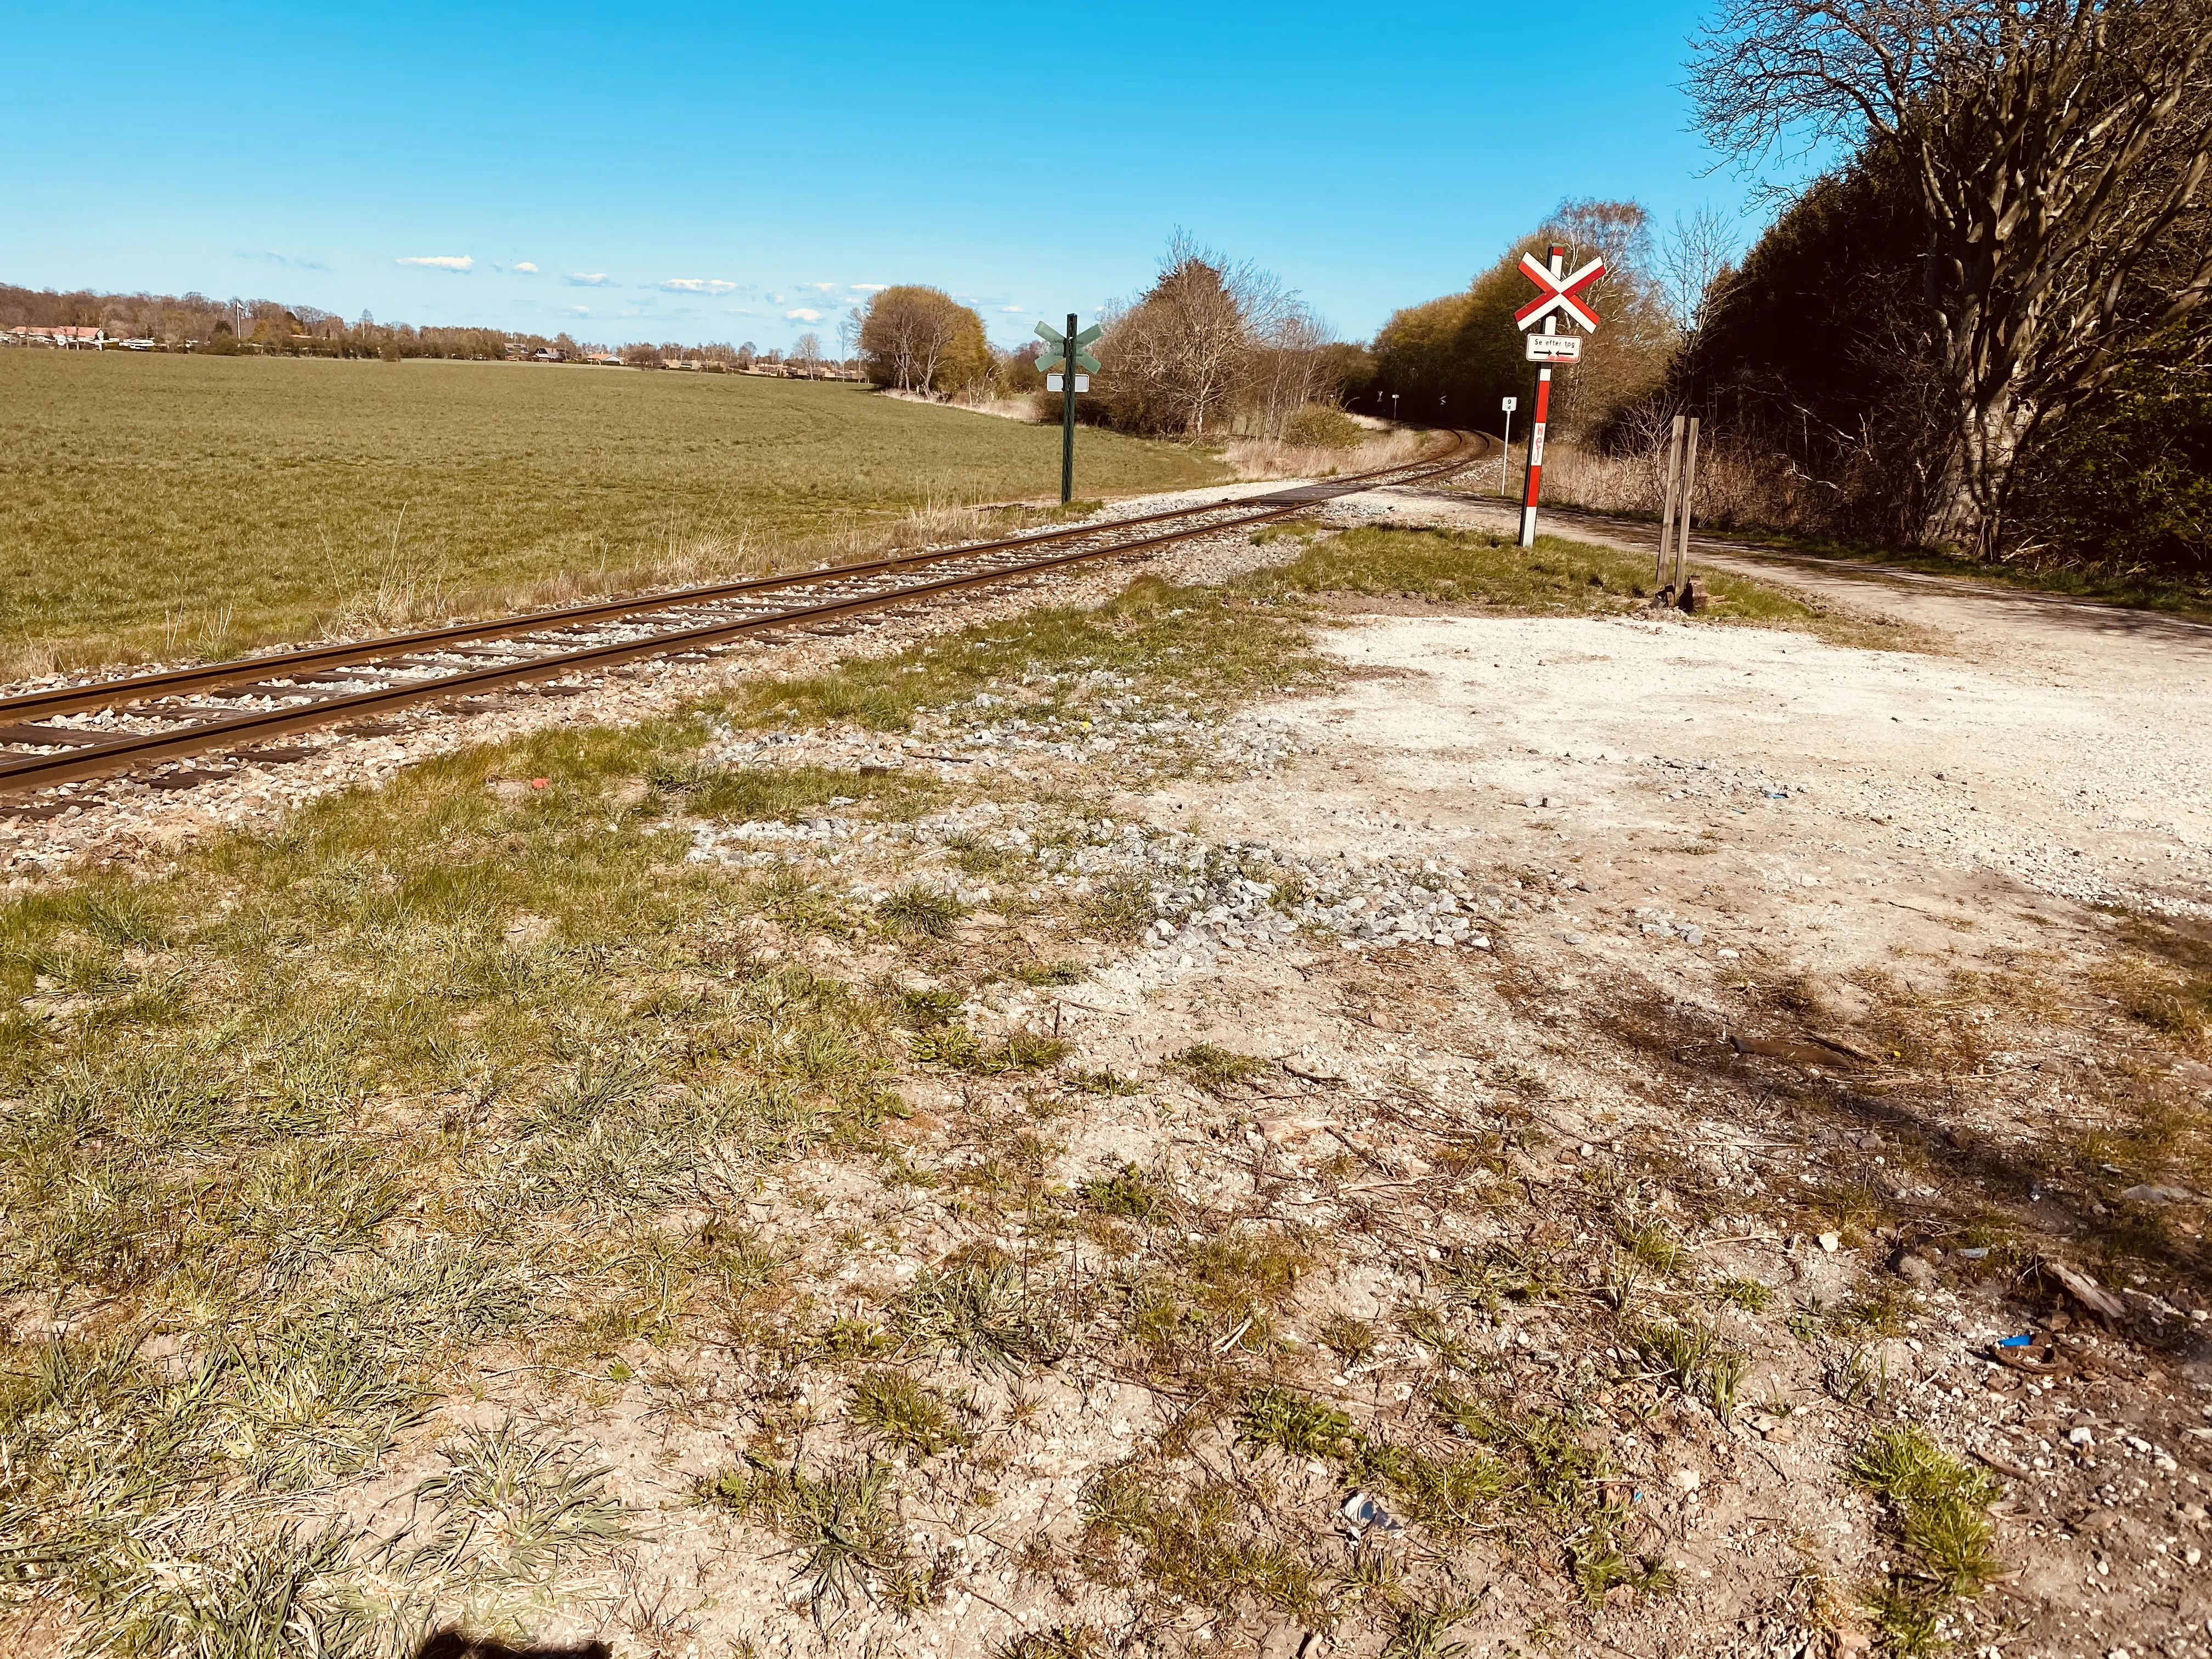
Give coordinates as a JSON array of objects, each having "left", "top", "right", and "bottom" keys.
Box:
[{"left": 0, "top": 352, "right": 1223, "bottom": 671}]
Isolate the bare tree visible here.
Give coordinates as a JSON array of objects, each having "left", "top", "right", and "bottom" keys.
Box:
[
  {"left": 793, "top": 331, "right": 822, "bottom": 378},
  {"left": 1657, "top": 205, "right": 1740, "bottom": 339},
  {"left": 837, "top": 306, "right": 862, "bottom": 378},
  {"left": 1251, "top": 304, "right": 1336, "bottom": 437},
  {"left": 1689, "top": 0, "right": 2212, "bottom": 549},
  {"left": 1657, "top": 205, "right": 1742, "bottom": 401},
  {"left": 1547, "top": 199, "right": 1656, "bottom": 280},
  {"left": 1103, "top": 233, "right": 1311, "bottom": 437}
]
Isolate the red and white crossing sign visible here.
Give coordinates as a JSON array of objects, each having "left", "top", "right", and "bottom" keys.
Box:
[
  {"left": 1513, "top": 244, "right": 1605, "bottom": 548},
  {"left": 1514, "top": 252, "right": 1605, "bottom": 333}
]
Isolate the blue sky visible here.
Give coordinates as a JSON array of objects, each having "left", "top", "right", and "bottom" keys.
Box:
[{"left": 1, "top": 1, "right": 1765, "bottom": 351}]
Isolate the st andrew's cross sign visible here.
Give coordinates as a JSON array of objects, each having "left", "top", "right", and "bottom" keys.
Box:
[
  {"left": 1511, "top": 246, "right": 1605, "bottom": 548},
  {"left": 1512, "top": 252, "right": 1605, "bottom": 334}
]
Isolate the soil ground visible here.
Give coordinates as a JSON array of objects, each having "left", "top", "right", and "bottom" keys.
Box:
[{"left": 4, "top": 471, "right": 2210, "bottom": 1659}]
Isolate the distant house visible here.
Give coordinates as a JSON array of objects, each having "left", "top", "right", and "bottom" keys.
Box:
[
  {"left": 532, "top": 348, "right": 565, "bottom": 362},
  {"left": 3, "top": 325, "right": 108, "bottom": 349},
  {"left": 586, "top": 352, "right": 622, "bottom": 366}
]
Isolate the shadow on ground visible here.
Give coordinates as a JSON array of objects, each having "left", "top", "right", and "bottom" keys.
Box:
[{"left": 415, "top": 1633, "right": 613, "bottom": 1659}]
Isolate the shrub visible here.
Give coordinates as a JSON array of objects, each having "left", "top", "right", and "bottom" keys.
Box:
[{"left": 1279, "top": 403, "right": 1362, "bottom": 449}]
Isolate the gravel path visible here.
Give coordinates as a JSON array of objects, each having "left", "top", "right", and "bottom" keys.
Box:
[{"left": 1390, "top": 487, "right": 2212, "bottom": 927}]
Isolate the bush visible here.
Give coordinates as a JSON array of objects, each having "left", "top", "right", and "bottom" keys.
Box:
[
  {"left": 1279, "top": 403, "right": 1362, "bottom": 449},
  {"left": 2012, "top": 364, "right": 2212, "bottom": 583}
]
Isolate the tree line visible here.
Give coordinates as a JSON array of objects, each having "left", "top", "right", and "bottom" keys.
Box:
[
  {"left": 1684, "top": 0, "right": 2211, "bottom": 575},
  {"left": 849, "top": 254, "right": 1368, "bottom": 448},
  {"left": 1365, "top": 0, "right": 2211, "bottom": 580},
  {"left": 5, "top": 255, "right": 1376, "bottom": 451}
]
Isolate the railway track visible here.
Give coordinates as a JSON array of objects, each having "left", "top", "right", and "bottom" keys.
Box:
[{"left": 0, "top": 431, "right": 1481, "bottom": 807}]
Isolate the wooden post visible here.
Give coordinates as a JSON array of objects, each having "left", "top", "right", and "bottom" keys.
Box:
[
  {"left": 1672, "top": 416, "right": 1701, "bottom": 595},
  {"left": 1655, "top": 414, "right": 1685, "bottom": 593}
]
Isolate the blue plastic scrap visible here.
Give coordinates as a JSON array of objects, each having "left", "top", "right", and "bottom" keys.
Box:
[
  {"left": 1996, "top": 1332, "right": 2035, "bottom": 1348},
  {"left": 1341, "top": 1493, "right": 1406, "bottom": 1533}
]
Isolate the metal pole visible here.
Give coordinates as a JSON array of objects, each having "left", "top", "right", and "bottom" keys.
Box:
[
  {"left": 1673, "top": 416, "right": 1701, "bottom": 594},
  {"left": 1655, "top": 414, "right": 1684, "bottom": 592},
  {"left": 1499, "top": 407, "right": 1513, "bottom": 495},
  {"left": 1517, "top": 243, "right": 1566, "bottom": 549},
  {"left": 1060, "top": 311, "right": 1077, "bottom": 505}
]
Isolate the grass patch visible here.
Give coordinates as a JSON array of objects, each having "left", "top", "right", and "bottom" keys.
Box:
[
  {"left": 1848, "top": 1424, "right": 2002, "bottom": 1651},
  {"left": 1080, "top": 1467, "right": 1326, "bottom": 1622},
  {"left": 712, "top": 573, "right": 1321, "bottom": 735},
  {"left": 1713, "top": 1274, "right": 1774, "bottom": 1313},
  {"left": 1170, "top": 1042, "right": 1269, "bottom": 1093},
  {"left": 1245, "top": 524, "right": 1812, "bottom": 624},
  {"left": 878, "top": 884, "right": 969, "bottom": 938},
  {"left": 1080, "top": 1162, "right": 1164, "bottom": 1221},
  {"left": 701, "top": 1454, "right": 934, "bottom": 1618},
  {"left": 0, "top": 713, "right": 930, "bottom": 1642},
  {"left": 850, "top": 1369, "right": 969, "bottom": 1458},
  {"left": 1238, "top": 1386, "right": 1351, "bottom": 1460},
  {"left": 1631, "top": 1316, "right": 1748, "bottom": 1420},
  {"left": 896, "top": 1249, "right": 1068, "bottom": 1374}
]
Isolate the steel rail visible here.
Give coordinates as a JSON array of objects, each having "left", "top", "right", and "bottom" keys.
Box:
[
  {"left": 0, "top": 499, "right": 1290, "bottom": 724},
  {"left": 0, "top": 432, "right": 1477, "bottom": 797},
  {"left": 0, "top": 439, "right": 1465, "bottom": 725}
]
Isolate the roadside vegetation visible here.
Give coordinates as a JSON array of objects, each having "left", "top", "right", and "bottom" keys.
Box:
[
  {"left": 1240, "top": 520, "right": 1922, "bottom": 650},
  {"left": 1365, "top": 0, "right": 2211, "bottom": 592}
]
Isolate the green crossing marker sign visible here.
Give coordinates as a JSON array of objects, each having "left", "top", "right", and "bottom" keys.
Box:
[
  {"left": 1035, "top": 321, "right": 1101, "bottom": 374},
  {"left": 1036, "top": 317, "right": 1105, "bottom": 503}
]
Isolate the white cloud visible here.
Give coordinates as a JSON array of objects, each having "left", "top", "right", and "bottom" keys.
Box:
[
  {"left": 660, "top": 278, "right": 738, "bottom": 295},
  {"left": 783, "top": 308, "right": 825, "bottom": 323},
  {"left": 1002, "top": 304, "right": 1026, "bottom": 313},
  {"left": 514, "top": 262, "right": 540, "bottom": 274},
  {"left": 565, "top": 272, "right": 612, "bottom": 287},
  {"left": 800, "top": 281, "right": 840, "bottom": 295},
  {"left": 396, "top": 255, "right": 473, "bottom": 272},
  {"left": 849, "top": 283, "right": 889, "bottom": 293}
]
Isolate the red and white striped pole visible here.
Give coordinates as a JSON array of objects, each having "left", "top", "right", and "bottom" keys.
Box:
[{"left": 1517, "top": 243, "right": 1566, "bottom": 549}]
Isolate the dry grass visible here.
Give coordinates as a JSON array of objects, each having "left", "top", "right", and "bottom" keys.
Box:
[
  {"left": 1223, "top": 425, "right": 1432, "bottom": 482},
  {"left": 1533, "top": 437, "right": 1826, "bottom": 534}
]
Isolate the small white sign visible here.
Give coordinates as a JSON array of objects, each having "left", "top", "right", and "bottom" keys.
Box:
[
  {"left": 1526, "top": 334, "right": 1583, "bottom": 363},
  {"left": 1500, "top": 396, "right": 1517, "bottom": 411},
  {"left": 1046, "top": 374, "right": 1090, "bottom": 392}
]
